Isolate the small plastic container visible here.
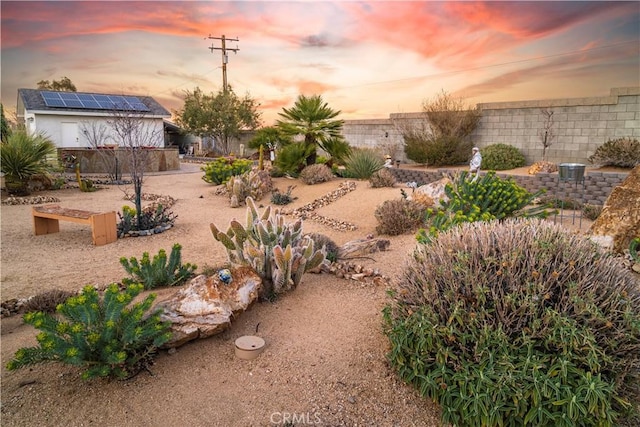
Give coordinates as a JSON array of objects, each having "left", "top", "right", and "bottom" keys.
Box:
[{"left": 234, "top": 335, "right": 265, "bottom": 360}]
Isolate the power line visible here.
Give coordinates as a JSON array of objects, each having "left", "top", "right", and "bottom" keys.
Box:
[{"left": 206, "top": 34, "right": 239, "bottom": 93}]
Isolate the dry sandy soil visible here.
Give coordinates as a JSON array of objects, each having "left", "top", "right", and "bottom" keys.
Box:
[{"left": 0, "top": 164, "right": 594, "bottom": 427}]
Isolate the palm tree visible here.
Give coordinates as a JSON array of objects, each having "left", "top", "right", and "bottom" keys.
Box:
[
  {"left": 276, "top": 94, "right": 345, "bottom": 166},
  {"left": 0, "top": 130, "right": 56, "bottom": 195}
]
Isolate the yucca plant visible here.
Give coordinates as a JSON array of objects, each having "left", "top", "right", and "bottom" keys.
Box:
[
  {"left": 342, "top": 147, "right": 384, "bottom": 179},
  {"left": 0, "top": 130, "right": 56, "bottom": 195}
]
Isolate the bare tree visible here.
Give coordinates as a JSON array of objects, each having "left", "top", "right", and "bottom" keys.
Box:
[
  {"left": 538, "top": 108, "right": 555, "bottom": 162},
  {"left": 80, "top": 121, "right": 122, "bottom": 182},
  {"left": 108, "top": 109, "right": 163, "bottom": 226}
]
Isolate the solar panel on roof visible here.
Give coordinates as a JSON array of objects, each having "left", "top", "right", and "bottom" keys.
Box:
[{"left": 40, "top": 91, "right": 150, "bottom": 112}]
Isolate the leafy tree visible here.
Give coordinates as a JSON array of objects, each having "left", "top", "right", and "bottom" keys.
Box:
[
  {"left": 175, "top": 86, "right": 261, "bottom": 155},
  {"left": 394, "top": 90, "right": 481, "bottom": 166},
  {"left": 37, "top": 76, "right": 77, "bottom": 92},
  {"left": 276, "top": 94, "right": 344, "bottom": 166},
  {"left": 1, "top": 103, "right": 11, "bottom": 142},
  {"left": 0, "top": 130, "right": 56, "bottom": 195}
]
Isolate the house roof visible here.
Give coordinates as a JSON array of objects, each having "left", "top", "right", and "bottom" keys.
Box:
[{"left": 18, "top": 88, "right": 171, "bottom": 117}]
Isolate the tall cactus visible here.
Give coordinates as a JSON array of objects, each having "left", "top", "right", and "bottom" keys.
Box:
[{"left": 210, "top": 197, "right": 325, "bottom": 298}]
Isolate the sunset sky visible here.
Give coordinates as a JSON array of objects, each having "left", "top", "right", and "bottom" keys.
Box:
[{"left": 2, "top": 1, "right": 639, "bottom": 125}]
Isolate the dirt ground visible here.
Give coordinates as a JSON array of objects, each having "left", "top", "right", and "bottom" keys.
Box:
[{"left": 0, "top": 163, "right": 595, "bottom": 427}]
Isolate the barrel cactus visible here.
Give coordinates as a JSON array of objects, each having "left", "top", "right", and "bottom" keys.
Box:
[{"left": 210, "top": 197, "right": 325, "bottom": 298}]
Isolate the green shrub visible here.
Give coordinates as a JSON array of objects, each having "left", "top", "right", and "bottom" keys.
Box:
[
  {"left": 273, "top": 142, "right": 315, "bottom": 177},
  {"left": 120, "top": 243, "right": 197, "bottom": 290},
  {"left": 201, "top": 157, "right": 253, "bottom": 185},
  {"left": 6, "top": 283, "right": 172, "bottom": 380},
  {"left": 0, "top": 130, "right": 57, "bottom": 195},
  {"left": 630, "top": 237, "right": 640, "bottom": 263},
  {"left": 374, "top": 198, "right": 426, "bottom": 236},
  {"left": 481, "top": 143, "right": 526, "bottom": 170},
  {"left": 418, "top": 171, "right": 553, "bottom": 243},
  {"left": 271, "top": 185, "right": 297, "bottom": 205},
  {"left": 588, "top": 137, "right": 640, "bottom": 168},
  {"left": 116, "top": 204, "right": 178, "bottom": 237},
  {"left": 369, "top": 168, "right": 396, "bottom": 188},
  {"left": 342, "top": 148, "right": 384, "bottom": 179},
  {"left": 210, "top": 197, "right": 325, "bottom": 299},
  {"left": 384, "top": 219, "right": 640, "bottom": 426},
  {"left": 299, "top": 163, "right": 334, "bottom": 185}
]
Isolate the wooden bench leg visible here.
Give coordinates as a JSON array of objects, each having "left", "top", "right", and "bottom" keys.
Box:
[
  {"left": 33, "top": 216, "right": 60, "bottom": 235},
  {"left": 90, "top": 212, "right": 118, "bottom": 245}
]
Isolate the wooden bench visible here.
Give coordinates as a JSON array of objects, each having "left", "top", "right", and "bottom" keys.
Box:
[{"left": 32, "top": 205, "right": 117, "bottom": 246}]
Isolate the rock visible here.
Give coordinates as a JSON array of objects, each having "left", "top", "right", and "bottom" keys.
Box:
[
  {"left": 157, "top": 266, "right": 262, "bottom": 348},
  {"left": 338, "top": 237, "right": 390, "bottom": 259},
  {"left": 588, "top": 165, "right": 640, "bottom": 253},
  {"left": 410, "top": 177, "right": 450, "bottom": 208},
  {"left": 528, "top": 161, "right": 558, "bottom": 175}
]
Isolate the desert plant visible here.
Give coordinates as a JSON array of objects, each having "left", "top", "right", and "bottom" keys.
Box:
[
  {"left": 273, "top": 142, "right": 315, "bottom": 176},
  {"left": 538, "top": 108, "right": 555, "bottom": 161},
  {"left": 116, "top": 204, "right": 177, "bottom": 237},
  {"left": 299, "top": 163, "right": 334, "bottom": 185},
  {"left": 418, "top": 171, "right": 553, "bottom": 242},
  {"left": 225, "top": 169, "right": 271, "bottom": 207},
  {"left": 630, "top": 237, "right": 640, "bottom": 263},
  {"left": 369, "top": 168, "right": 396, "bottom": 188},
  {"left": 276, "top": 94, "right": 344, "bottom": 166},
  {"left": 306, "top": 232, "right": 340, "bottom": 263},
  {"left": 22, "top": 289, "right": 77, "bottom": 314},
  {"left": 120, "top": 243, "right": 197, "bottom": 289},
  {"left": 271, "top": 185, "right": 297, "bottom": 205},
  {"left": 6, "top": 283, "right": 172, "bottom": 380},
  {"left": 342, "top": 148, "right": 384, "bottom": 179},
  {"left": 384, "top": 219, "right": 640, "bottom": 427},
  {"left": 582, "top": 203, "right": 603, "bottom": 221},
  {"left": 394, "top": 91, "right": 480, "bottom": 166},
  {"left": 374, "top": 198, "right": 426, "bottom": 236},
  {"left": 588, "top": 137, "right": 640, "bottom": 168},
  {"left": 0, "top": 130, "right": 56, "bottom": 195},
  {"left": 201, "top": 157, "right": 253, "bottom": 185},
  {"left": 481, "top": 143, "right": 526, "bottom": 170},
  {"left": 210, "top": 197, "right": 325, "bottom": 298}
]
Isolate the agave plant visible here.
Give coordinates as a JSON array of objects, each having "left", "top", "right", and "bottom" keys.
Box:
[{"left": 1, "top": 130, "right": 56, "bottom": 195}]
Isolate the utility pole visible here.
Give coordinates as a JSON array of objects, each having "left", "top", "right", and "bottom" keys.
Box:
[{"left": 207, "top": 34, "right": 239, "bottom": 93}]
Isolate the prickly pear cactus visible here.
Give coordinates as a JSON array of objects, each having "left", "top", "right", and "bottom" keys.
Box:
[
  {"left": 224, "top": 169, "right": 269, "bottom": 207},
  {"left": 211, "top": 197, "right": 325, "bottom": 298}
]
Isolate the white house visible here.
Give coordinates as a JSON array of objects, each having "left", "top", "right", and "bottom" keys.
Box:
[{"left": 17, "top": 88, "right": 171, "bottom": 148}]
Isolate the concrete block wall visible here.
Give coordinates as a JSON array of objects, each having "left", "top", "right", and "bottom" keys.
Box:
[
  {"left": 342, "top": 87, "right": 640, "bottom": 166},
  {"left": 388, "top": 168, "right": 629, "bottom": 206}
]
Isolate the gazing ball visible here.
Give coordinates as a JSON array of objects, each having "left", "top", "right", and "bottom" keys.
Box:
[{"left": 218, "top": 269, "right": 232, "bottom": 284}]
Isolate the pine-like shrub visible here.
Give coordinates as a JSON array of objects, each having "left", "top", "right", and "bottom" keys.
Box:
[
  {"left": 374, "top": 198, "right": 426, "bottom": 236},
  {"left": 588, "top": 137, "right": 640, "bottom": 168},
  {"left": 299, "top": 163, "right": 334, "bottom": 185},
  {"left": 418, "top": 171, "right": 553, "bottom": 243},
  {"left": 201, "top": 157, "right": 253, "bottom": 185},
  {"left": 119, "top": 243, "right": 197, "bottom": 290},
  {"left": 6, "top": 283, "right": 172, "bottom": 380},
  {"left": 481, "top": 143, "right": 526, "bottom": 170},
  {"left": 369, "top": 168, "right": 396, "bottom": 188},
  {"left": 342, "top": 148, "right": 384, "bottom": 179},
  {"left": 384, "top": 219, "right": 640, "bottom": 426}
]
